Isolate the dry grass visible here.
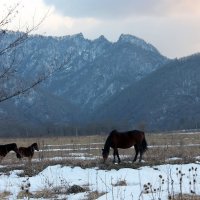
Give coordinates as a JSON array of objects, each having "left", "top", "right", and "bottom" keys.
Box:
[
  {"left": 172, "top": 194, "right": 200, "bottom": 200},
  {"left": 86, "top": 191, "right": 106, "bottom": 200},
  {"left": 112, "top": 179, "right": 127, "bottom": 187},
  {"left": 0, "top": 131, "right": 199, "bottom": 200},
  {"left": 0, "top": 191, "right": 11, "bottom": 199},
  {"left": 0, "top": 131, "right": 199, "bottom": 171}
]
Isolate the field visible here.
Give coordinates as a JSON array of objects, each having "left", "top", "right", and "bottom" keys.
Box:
[{"left": 0, "top": 131, "right": 200, "bottom": 199}]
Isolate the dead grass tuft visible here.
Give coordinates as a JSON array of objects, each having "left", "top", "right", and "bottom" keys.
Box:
[
  {"left": 30, "top": 189, "right": 57, "bottom": 199},
  {"left": 67, "top": 184, "right": 86, "bottom": 194},
  {"left": 86, "top": 191, "right": 106, "bottom": 200},
  {"left": 112, "top": 179, "right": 127, "bottom": 187},
  {"left": 17, "top": 190, "right": 33, "bottom": 199},
  {"left": 0, "top": 191, "right": 11, "bottom": 199},
  {"left": 171, "top": 194, "right": 200, "bottom": 200}
]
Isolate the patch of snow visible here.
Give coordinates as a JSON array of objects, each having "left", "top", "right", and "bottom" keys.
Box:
[
  {"left": 165, "top": 157, "right": 182, "bottom": 161},
  {"left": 0, "top": 164, "right": 199, "bottom": 200}
]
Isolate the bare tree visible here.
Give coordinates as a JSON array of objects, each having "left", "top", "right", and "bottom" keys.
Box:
[{"left": 0, "top": 3, "right": 70, "bottom": 103}]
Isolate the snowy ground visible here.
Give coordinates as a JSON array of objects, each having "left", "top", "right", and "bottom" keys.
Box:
[
  {"left": 0, "top": 132, "right": 200, "bottom": 199},
  {"left": 0, "top": 162, "right": 199, "bottom": 200}
]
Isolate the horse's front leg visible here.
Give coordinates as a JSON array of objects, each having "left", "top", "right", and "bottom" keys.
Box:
[
  {"left": 116, "top": 149, "right": 121, "bottom": 163},
  {"left": 113, "top": 148, "right": 120, "bottom": 163},
  {"left": 113, "top": 149, "right": 116, "bottom": 163},
  {"left": 133, "top": 145, "right": 139, "bottom": 162},
  {"left": 28, "top": 156, "right": 32, "bottom": 166}
]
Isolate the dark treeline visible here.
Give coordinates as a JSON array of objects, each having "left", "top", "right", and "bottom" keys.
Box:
[
  {"left": 0, "top": 118, "right": 199, "bottom": 137},
  {"left": 0, "top": 121, "right": 135, "bottom": 138}
]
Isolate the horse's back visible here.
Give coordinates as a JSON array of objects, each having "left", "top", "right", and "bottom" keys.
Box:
[
  {"left": 116, "top": 130, "right": 144, "bottom": 137},
  {"left": 0, "top": 143, "right": 18, "bottom": 157},
  {"left": 128, "top": 129, "right": 144, "bottom": 134},
  {"left": 109, "top": 129, "right": 145, "bottom": 148},
  {"left": 128, "top": 130, "right": 145, "bottom": 141},
  {"left": 19, "top": 147, "right": 26, "bottom": 151}
]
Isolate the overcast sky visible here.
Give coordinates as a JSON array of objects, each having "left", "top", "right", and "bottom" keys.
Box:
[{"left": 1, "top": 0, "right": 200, "bottom": 58}]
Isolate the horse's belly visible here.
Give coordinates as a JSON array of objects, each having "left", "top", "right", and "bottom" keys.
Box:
[
  {"left": 116, "top": 144, "right": 134, "bottom": 149},
  {"left": 119, "top": 146, "right": 133, "bottom": 149}
]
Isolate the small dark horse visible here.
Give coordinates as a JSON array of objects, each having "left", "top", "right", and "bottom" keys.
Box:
[
  {"left": 102, "top": 130, "right": 148, "bottom": 163},
  {"left": 0, "top": 143, "right": 20, "bottom": 163},
  {"left": 17, "top": 143, "right": 39, "bottom": 162}
]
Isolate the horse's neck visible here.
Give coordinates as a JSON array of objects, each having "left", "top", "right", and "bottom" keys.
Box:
[
  {"left": 29, "top": 146, "right": 34, "bottom": 153},
  {"left": 104, "top": 136, "right": 111, "bottom": 151}
]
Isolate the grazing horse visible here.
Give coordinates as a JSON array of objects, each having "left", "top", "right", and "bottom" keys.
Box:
[
  {"left": 102, "top": 129, "right": 148, "bottom": 163},
  {"left": 0, "top": 143, "right": 20, "bottom": 163},
  {"left": 17, "top": 143, "right": 39, "bottom": 162}
]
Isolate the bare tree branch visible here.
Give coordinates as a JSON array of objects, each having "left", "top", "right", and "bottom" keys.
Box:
[
  {"left": 0, "top": 3, "right": 20, "bottom": 27},
  {"left": 0, "top": 11, "right": 48, "bottom": 56},
  {"left": 0, "top": 53, "right": 72, "bottom": 103},
  {"left": 0, "top": 3, "right": 67, "bottom": 103},
  {"left": 0, "top": 50, "right": 18, "bottom": 79}
]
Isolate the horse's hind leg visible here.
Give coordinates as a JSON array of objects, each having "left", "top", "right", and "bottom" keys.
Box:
[
  {"left": 138, "top": 145, "right": 144, "bottom": 162},
  {"left": 116, "top": 149, "right": 121, "bottom": 163},
  {"left": 113, "top": 149, "right": 116, "bottom": 163},
  {"left": 133, "top": 145, "right": 139, "bottom": 162},
  {"left": 0, "top": 156, "right": 3, "bottom": 163}
]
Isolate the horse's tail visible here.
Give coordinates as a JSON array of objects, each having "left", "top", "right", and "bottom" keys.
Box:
[{"left": 141, "top": 134, "right": 148, "bottom": 152}]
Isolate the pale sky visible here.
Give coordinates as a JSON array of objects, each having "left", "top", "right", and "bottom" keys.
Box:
[{"left": 1, "top": 0, "right": 200, "bottom": 58}]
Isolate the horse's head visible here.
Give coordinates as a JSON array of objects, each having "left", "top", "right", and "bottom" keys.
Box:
[
  {"left": 102, "top": 148, "right": 109, "bottom": 163},
  {"left": 32, "top": 143, "right": 39, "bottom": 151}
]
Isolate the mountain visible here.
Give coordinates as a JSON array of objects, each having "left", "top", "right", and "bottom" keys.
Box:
[
  {"left": 45, "top": 33, "right": 167, "bottom": 111},
  {"left": 2, "top": 31, "right": 200, "bottom": 134},
  {"left": 93, "top": 54, "right": 200, "bottom": 131},
  {"left": 0, "top": 31, "right": 168, "bottom": 135}
]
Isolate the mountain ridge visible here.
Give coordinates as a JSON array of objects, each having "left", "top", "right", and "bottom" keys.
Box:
[
  {"left": 1, "top": 31, "right": 200, "bottom": 134},
  {"left": 93, "top": 54, "right": 200, "bottom": 131}
]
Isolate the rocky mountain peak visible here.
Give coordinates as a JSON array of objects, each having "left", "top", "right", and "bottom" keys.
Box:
[
  {"left": 93, "top": 35, "right": 109, "bottom": 43},
  {"left": 118, "top": 34, "right": 159, "bottom": 54}
]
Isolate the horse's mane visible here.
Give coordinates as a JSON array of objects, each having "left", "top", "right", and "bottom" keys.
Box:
[
  {"left": 103, "top": 131, "right": 113, "bottom": 153},
  {"left": 30, "top": 143, "right": 36, "bottom": 147}
]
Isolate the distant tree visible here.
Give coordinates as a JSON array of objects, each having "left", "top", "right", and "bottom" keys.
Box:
[{"left": 0, "top": 3, "right": 70, "bottom": 103}]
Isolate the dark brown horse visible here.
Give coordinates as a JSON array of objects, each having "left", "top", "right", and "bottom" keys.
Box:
[
  {"left": 0, "top": 143, "right": 21, "bottom": 163},
  {"left": 102, "top": 130, "right": 148, "bottom": 163},
  {"left": 17, "top": 143, "right": 39, "bottom": 162}
]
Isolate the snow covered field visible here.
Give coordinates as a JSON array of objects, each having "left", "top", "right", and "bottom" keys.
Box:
[
  {"left": 0, "top": 132, "right": 199, "bottom": 199},
  {"left": 0, "top": 162, "right": 199, "bottom": 199}
]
